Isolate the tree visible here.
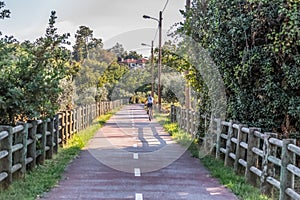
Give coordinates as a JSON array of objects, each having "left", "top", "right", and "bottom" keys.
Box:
[
  {"left": 179, "top": 0, "right": 300, "bottom": 134},
  {"left": 108, "top": 42, "right": 125, "bottom": 61},
  {"left": 73, "top": 41, "right": 117, "bottom": 105},
  {"left": 123, "top": 51, "right": 143, "bottom": 60},
  {"left": 0, "top": 11, "right": 77, "bottom": 124},
  {"left": 72, "top": 26, "right": 94, "bottom": 62},
  {"left": 97, "top": 61, "right": 129, "bottom": 100},
  {"left": 0, "top": 1, "right": 10, "bottom": 20}
]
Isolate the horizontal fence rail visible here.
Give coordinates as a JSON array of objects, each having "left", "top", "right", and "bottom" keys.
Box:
[
  {"left": 170, "top": 105, "right": 300, "bottom": 200},
  {"left": 0, "top": 99, "right": 128, "bottom": 188}
]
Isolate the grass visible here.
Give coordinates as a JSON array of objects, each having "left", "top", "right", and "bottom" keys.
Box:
[
  {"left": 0, "top": 111, "right": 114, "bottom": 200},
  {"left": 156, "top": 112, "right": 271, "bottom": 200},
  {"left": 201, "top": 156, "right": 271, "bottom": 200}
]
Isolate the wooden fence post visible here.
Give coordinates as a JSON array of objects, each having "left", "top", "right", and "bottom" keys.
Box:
[
  {"left": 176, "top": 107, "right": 181, "bottom": 127},
  {"left": 92, "top": 104, "right": 95, "bottom": 120},
  {"left": 190, "top": 111, "right": 195, "bottom": 136},
  {"left": 0, "top": 126, "right": 13, "bottom": 188},
  {"left": 176, "top": 106, "right": 180, "bottom": 125},
  {"left": 73, "top": 109, "right": 77, "bottom": 134},
  {"left": 16, "top": 123, "right": 28, "bottom": 178},
  {"left": 260, "top": 133, "right": 276, "bottom": 195},
  {"left": 66, "top": 110, "right": 71, "bottom": 140},
  {"left": 215, "top": 118, "right": 222, "bottom": 159},
  {"left": 12, "top": 124, "right": 27, "bottom": 179},
  {"left": 246, "top": 128, "right": 260, "bottom": 186},
  {"left": 65, "top": 111, "right": 69, "bottom": 144},
  {"left": 60, "top": 112, "right": 66, "bottom": 146},
  {"left": 87, "top": 105, "right": 91, "bottom": 126},
  {"left": 82, "top": 105, "right": 86, "bottom": 129},
  {"left": 46, "top": 118, "right": 54, "bottom": 159},
  {"left": 53, "top": 115, "right": 59, "bottom": 154},
  {"left": 100, "top": 102, "right": 103, "bottom": 116},
  {"left": 27, "top": 121, "right": 37, "bottom": 170},
  {"left": 170, "top": 105, "right": 175, "bottom": 122},
  {"left": 102, "top": 102, "right": 105, "bottom": 115},
  {"left": 203, "top": 115, "right": 214, "bottom": 152},
  {"left": 22, "top": 123, "right": 28, "bottom": 177},
  {"left": 234, "top": 124, "right": 246, "bottom": 174},
  {"left": 70, "top": 110, "right": 74, "bottom": 137},
  {"left": 96, "top": 102, "right": 99, "bottom": 117},
  {"left": 189, "top": 110, "right": 194, "bottom": 135},
  {"left": 279, "top": 139, "right": 295, "bottom": 200},
  {"left": 78, "top": 107, "right": 82, "bottom": 131},
  {"left": 39, "top": 120, "right": 47, "bottom": 165},
  {"left": 89, "top": 104, "right": 92, "bottom": 124},
  {"left": 224, "top": 120, "right": 233, "bottom": 167},
  {"left": 185, "top": 109, "right": 189, "bottom": 133},
  {"left": 193, "top": 110, "right": 196, "bottom": 135},
  {"left": 181, "top": 108, "right": 185, "bottom": 130}
]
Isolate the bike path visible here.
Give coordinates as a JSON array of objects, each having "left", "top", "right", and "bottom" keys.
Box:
[{"left": 41, "top": 104, "right": 238, "bottom": 200}]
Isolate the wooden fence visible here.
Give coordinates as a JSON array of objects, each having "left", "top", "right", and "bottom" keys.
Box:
[
  {"left": 170, "top": 105, "right": 300, "bottom": 200},
  {"left": 0, "top": 99, "right": 128, "bottom": 188}
]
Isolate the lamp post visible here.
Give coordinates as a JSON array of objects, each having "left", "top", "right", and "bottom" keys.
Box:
[
  {"left": 141, "top": 41, "right": 154, "bottom": 98},
  {"left": 143, "top": 11, "right": 162, "bottom": 112}
]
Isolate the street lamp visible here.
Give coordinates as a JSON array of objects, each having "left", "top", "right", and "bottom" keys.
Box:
[
  {"left": 141, "top": 41, "right": 154, "bottom": 98},
  {"left": 143, "top": 11, "right": 162, "bottom": 112}
]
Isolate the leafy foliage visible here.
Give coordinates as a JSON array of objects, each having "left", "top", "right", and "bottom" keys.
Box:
[
  {"left": 0, "top": 1, "right": 9, "bottom": 20},
  {"left": 178, "top": 0, "right": 300, "bottom": 134},
  {"left": 97, "top": 61, "right": 129, "bottom": 101},
  {"left": 72, "top": 26, "right": 102, "bottom": 62},
  {"left": 0, "top": 11, "right": 77, "bottom": 124},
  {"left": 161, "top": 40, "right": 212, "bottom": 113}
]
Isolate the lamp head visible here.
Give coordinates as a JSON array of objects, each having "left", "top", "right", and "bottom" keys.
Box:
[{"left": 143, "top": 15, "right": 151, "bottom": 19}]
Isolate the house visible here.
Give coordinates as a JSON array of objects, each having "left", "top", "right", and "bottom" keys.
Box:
[{"left": 118, "top": 58, "right": 148, "bottom": 68}]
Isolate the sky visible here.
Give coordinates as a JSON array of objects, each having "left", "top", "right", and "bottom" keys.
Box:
[{"left": 0, "top": 0, "right": 186, "bottom": 56}]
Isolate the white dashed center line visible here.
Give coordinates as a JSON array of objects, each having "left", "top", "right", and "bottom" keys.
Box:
[
  {"left": 134, "top": 168, "right": 141, "bottom": 177},
  {"left": 133, "top": 153, "right": 139, "bottom": 159},
  {"left": 135, "top": 193, "right": 143, "bottom": 200}
]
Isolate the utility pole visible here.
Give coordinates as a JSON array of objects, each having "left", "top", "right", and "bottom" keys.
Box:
[
  {"left": 185, "top": 0, "right": 191, "bottom": 110},
  {"left": 141, "top": 41, "right": 154, "bottom": 97},
  {"left": 142, "top": 11, "right": 162, "bottom": 111},
  {"left": 158, "top": 11, "right": 162, "bottom": 112},
  {"left": 151, "top": 40, "right": 154, "bottom": 98}
]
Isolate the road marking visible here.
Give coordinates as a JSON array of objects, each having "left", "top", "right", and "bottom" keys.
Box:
[
  {"left": 134, "top": 168, "right": 141, "bottom": 176},
  {"left": 135, "top": 193, "right": 143, "bottom": 200},
  {"left": 133, "top": 153, "right": 139, "bottom": 159},
  {"left": 133, "top": 143, "right": 137, "bottom": 148}
]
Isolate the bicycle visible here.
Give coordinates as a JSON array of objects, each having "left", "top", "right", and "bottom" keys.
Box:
[
  {"left": 145, "top": 94, "right": 154, "bottom": 121},
  {"left": 148, "top": 105, "right": 153, "bottom": 121}
]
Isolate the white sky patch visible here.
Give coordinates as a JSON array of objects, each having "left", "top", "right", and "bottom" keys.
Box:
[{"left": 0, "top": 0, "right": 185, "bottom": 55}]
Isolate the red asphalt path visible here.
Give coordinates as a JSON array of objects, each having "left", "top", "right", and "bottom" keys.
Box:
[{"left": 41, "top": 104, "right": 238, "bottom": 200}]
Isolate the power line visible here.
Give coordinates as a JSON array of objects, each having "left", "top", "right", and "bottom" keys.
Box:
[
  {"left": 162, "top": 0, "right": 169, "bottom": 13},
  {"left": 153, "top": 27, "right": 159, "bottom": 42}
]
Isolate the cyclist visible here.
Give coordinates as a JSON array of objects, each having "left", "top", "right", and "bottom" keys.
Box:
[{"left": 146, "top": 94, "right": 153, "bottom": 114}]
